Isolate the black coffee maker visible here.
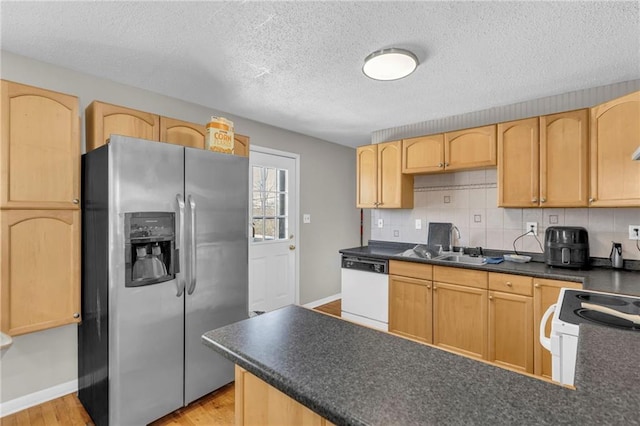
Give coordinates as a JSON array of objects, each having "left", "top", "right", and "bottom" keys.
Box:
[{"left": 544, "top": 226, "right": 590, "bottom": 268}]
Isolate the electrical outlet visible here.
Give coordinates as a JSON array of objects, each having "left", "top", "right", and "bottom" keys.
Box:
[
  {"left": 526, "top": 222, "right": 538, "bottom": 236},
  {"left": 303, "top": 214, "right": 311, "bottom": 224},
  {"left": 415, "top": 219, "right": 422, "bottom": 230},
  {"left": 377, "top": 219, "right": 384, "bottom": 228},
  {"left": 629, "top": 225, "right": 640, "bottom": 240}
]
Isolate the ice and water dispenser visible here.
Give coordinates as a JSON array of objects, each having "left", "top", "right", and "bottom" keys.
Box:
[{"left": 125, "top": 212, "right": 176, "bottom": 287}]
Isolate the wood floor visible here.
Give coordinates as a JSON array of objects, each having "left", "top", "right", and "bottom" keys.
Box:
[
  {"left": 1, "top": 301, "right": 341, "bottom": 426},
  {"left": 313, "top": 299, "right": 341, "bottom": 317}
]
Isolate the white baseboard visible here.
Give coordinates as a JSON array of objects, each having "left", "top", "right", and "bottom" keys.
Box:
[
  {"left": 0, "top": 379, "right": 78, "bottom": 418},
  {"left": 302, "top": 293, "right": 341, "bottom": 309}
]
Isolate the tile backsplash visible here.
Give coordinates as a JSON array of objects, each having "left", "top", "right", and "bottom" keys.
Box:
[{"left": 370, "top": 169, "right": 640, "bottom": 261}]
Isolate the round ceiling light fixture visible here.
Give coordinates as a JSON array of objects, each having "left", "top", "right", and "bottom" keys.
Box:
[{"left": 362, "top": 48, "right": 419, "bottom": 81}]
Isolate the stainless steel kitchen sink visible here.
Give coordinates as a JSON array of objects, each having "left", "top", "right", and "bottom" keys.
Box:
[{"left": 435, "top": 254, "right": 488, "bottom": 265}]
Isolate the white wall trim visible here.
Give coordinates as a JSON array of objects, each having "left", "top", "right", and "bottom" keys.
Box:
[
  {"left": 0, "top": 379, "right": 78, "bottom": 418},
  {"left": 302, "top": 293, "right": 342, "bottom": 309}
]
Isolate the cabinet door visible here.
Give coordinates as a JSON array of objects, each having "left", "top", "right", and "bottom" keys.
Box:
[
  {"left": 356, "top": 144, "right": 378, "bottom": 208},
  {"left": 1, "top": 80, "right": 80, "bottom": 209},
  {"left": 590, "top": 90, "right": 640, "bottom": 207},
  {"left": 488, "top": 291, "right": 533, "bottom": 373},
  {"left": 433, "top": 282, "right": 487, "bottom": 360},
  {"left": 497, "top": 118, "right": 539, "bottom": 207},
  {"left": 533, "top": 278, "right": 582, "bottom": 379},
  {"left": 389, "top": 275, "right": 432, "bottom": 343},
  {"left": 378, "top": 141, "right": 413, "bottom": 208},
  {"left": 235, "top": 366, "right": 329, "bottom": 426},
  {"left": 402, "top": 134, "right": 445, "bottom": 174},
  {"left": 540, "top": 109, "right": 589, "bottom": 207},
  {"left": 444, "top": 124, "right": 496, "bottom": 171},
  {"left": 1, "top": 210, "right": 80, "bottom": 336},
  {"left": 234, "top": 134, "right": 250, "bottom": 157},
  {"left": 159, "top": 116, "right": 205, "bottom": 149},
  {"left": 85, "top": 101, "right": 159, "bottom": 151}
]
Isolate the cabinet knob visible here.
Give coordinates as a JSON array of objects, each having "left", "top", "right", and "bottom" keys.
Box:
[
  {"left": 489, "top": 296, "right": 494, "bottom": 300},
  {"left": 433, "top": 285, "right": 437, "bottom": 290},
  {"left": 534, "top": 283, "right": 540, "bottom": 288},
  {"left": 531, "top": 197, "right": 538, "bottom": 203},
  {"left": 427, "top": 285, "right": 431, "bottom": 289},
  {"left": 589, "top": 198, "right": 595, "bottom": 203},
  {"left": 444, "top": 162, "right": 449, "bottom": 167},
  {"left": 377, "top": 202, "right": 383, "bottom": 206},
  {"left": 540, "top": 198, "right": 546, "bottom": 203},
  {"left": 506, "top": 282, "right": 513, "bottom": 287},
  {"left": 289, "top": 245, "right": 296, "bottom": 251},
  {"left": 73, "top": 312, "right": 80, "bottom": 319},
  {"left": 438, "top": 162, "right": 444, "bottom": 168},
  {"left": 72, "top": 198, "right": 79, "bottom": 204}
]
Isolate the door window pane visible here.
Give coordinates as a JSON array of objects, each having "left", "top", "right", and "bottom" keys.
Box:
[{"left": 251, "top": 165, "right": 289, "bottom": 243}]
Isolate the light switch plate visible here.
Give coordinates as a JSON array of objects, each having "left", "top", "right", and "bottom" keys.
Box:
[
  {"left": 303, "top": 214, "right": 311, "bottom": 224},
  {"left": 629, "top": 225, "right": 640, "bottom": 240},
  {"left": 415, "top": 219, "right": 422, "bottom": 230},
  {"left": 377, "top": 219, "right": 384, "bottom": 228}
]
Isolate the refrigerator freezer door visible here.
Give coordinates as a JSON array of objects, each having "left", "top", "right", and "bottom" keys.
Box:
[
  {"left": 108, "top": 136, "right": 185, "bottom": 425},
  {"left": 184, "top": 147, "right": 249, "bottom": 404}
]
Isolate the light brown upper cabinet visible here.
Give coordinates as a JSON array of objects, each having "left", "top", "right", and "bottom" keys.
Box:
[
  {"left": 87, "top": 101, "right": 250, "bottom": 156},
  {"left": 402, "top": 134, "right": 445, "bottom": 173},
  {"left": 86, "top": 101, "right": 159, "bottom": 151},
  {"left": 444, "top": 124, "right": 496, "bottom": 171},
  {"left": 159, "top": 116, "right": 205, "bottom": 149},
  {"left": 497, "top": 117, "right": 540, "bottom": 207},
  {"left": 234, "top": 134, "right": 250, "bottom": 157},
  {"left": 498, "top": 110, "right": 589, "bottom": 207},
  {"left": 1, "top": 80, "right": 80, "bottom": 209},
  {"left": 540, "top": 110, "right": 589, "bottom": 207},
  {"left": 356, "top": 141, "right": 413, "bottom": 208},
  {"left": 589, "top": 90, "right": 640, "bottom": 207},
  {"left": 1, "top": 209, "right": 81, "bottom": 336}
]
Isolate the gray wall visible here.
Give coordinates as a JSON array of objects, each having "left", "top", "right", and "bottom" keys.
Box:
[{"left": 0, "top": 51, "right": 360, "bottom": 403}]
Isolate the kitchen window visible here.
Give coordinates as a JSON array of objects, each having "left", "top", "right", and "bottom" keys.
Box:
[{"left": 251, "top": 166, "right": 288, "bottom": 242}]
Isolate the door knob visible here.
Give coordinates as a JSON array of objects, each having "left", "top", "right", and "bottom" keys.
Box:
[{"left": 289, "top": 245, "right": 296, "bottom": 250}]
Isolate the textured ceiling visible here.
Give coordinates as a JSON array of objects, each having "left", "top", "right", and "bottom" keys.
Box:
[{"left": 2, "top": 1, "right": 639, "bottom": 148}]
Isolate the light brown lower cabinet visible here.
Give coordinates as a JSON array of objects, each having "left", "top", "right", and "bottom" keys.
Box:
[
  {"left": 0, "top": 209, "right": 81, "bottom": 336},
  {"left": 235, "top": 366, "right": 335, "bottom": 426},
  {"left": 388, "top": 261, "right": 433, "bottom": 344},
  {"left": 433, "top": 282, "right": 488, "bottom": 360},
  {"left": 533, "top": 278, "right": 582, "bottom": 379},
  {"left": 488, "top": 291, "right": 533, "bottom": 373}
]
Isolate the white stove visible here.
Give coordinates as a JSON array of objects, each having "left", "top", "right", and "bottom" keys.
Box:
[{"left": 540, "top": 288, "right": 640, "bottom": 386}]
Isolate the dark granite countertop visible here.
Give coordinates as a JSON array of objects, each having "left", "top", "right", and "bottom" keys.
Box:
[
  {"left": 203, "top": 305, "right": 640, "bottom": 425},
  {"left": 340, "top": 241, "right": 640, "bottom": 297}
]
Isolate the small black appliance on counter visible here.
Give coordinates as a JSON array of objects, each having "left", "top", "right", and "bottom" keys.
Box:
[{"left": 544, "top": 226, "right": 590, "bottom": 268}]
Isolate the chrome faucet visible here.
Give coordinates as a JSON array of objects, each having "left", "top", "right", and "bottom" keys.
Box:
[{"left": 450, "top": 225, "right": 461, "bottom": 251}]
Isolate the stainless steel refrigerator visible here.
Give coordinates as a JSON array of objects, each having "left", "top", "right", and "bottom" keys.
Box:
[{"left": 78, "top": 135, "right": 248, "bottom": 426}]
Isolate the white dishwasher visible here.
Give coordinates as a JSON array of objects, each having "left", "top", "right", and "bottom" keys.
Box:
[{"left": 341, "top": 256, "right": 389, "bottom": 331}]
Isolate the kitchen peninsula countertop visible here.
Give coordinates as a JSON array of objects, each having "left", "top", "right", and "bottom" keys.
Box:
[
  {"left": 340, "top": 241, "right": 640, "bottom": 297},
  {"left": 203, "top": 305, "right": 640, "bottom": 425}
]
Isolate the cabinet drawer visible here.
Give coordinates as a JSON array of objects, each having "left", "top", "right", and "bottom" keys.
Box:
[
  {"left": 489, "top": 273, "right": 532, "bottom": 296},
  {"left": 433, "top": 266, "right": 487, "bottom": 289},
  {"left": 389, "top": 260, "right": 433, "bottom": 280}
]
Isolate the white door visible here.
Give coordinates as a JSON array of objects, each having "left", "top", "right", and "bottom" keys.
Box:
[{"left": 249, "top": 147, "right": 298, "bottom": 313}]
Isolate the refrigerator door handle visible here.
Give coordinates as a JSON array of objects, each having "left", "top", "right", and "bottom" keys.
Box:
[
  {"left": 187, "top": 194, "right": 197, "bottom": 295},
  {"left": 175, "top": 194, "right": 186, "bottom": 297}
]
